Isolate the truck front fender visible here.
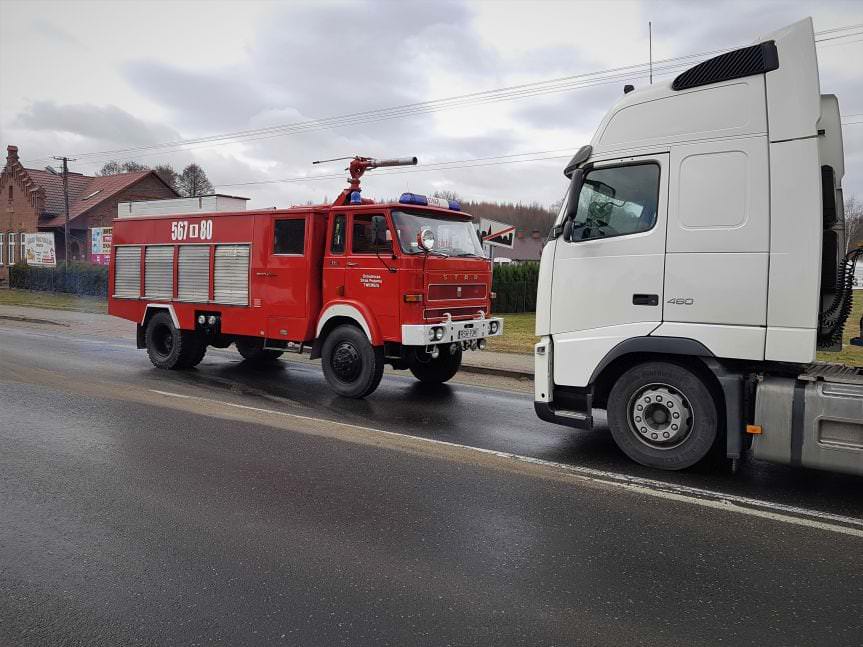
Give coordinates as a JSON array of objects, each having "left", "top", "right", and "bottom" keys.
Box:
[{"left": 315, "top": 301, "right": 382, "bottom": 345}]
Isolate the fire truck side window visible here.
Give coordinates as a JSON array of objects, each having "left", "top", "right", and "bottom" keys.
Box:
[
  {"left": 331, "top": 215, "right": 346, "bottom": 254},
  {"left": 273, "top": 219, "right": 305, "bottom": 255},
  {"left": 352, "top": 214, "right": 390, "bottom": 254}
]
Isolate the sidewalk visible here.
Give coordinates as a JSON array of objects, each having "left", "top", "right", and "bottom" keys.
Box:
[{"left": 0, "top": 301, "right": 534, "bottom": 380}]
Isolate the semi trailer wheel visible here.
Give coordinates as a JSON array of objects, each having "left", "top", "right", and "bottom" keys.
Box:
[
  {"left": 236, "top": 338, "right": 284, "bottom": 364},
  {"left": 321, "top": 324, "right": 384, "bottom": 398},
  {"left": 144, "top": 311, "right": 204, "bottom": 370},
  {"left": 409, "top": 346, "right": 462, "bottom": 384},
  {"left": 606, "top": 362, "right": 718, "bottom": 471}
]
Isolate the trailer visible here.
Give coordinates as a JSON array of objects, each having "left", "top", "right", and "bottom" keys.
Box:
[
  {"left": 535, "top": 18, "right": 863, "bottom": 476},
  {"left": 108, "top": 157, "right": 502, "bottom": 398}
]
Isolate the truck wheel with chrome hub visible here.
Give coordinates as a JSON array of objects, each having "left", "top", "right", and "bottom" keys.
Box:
[
  {"left": 409, "top": 346, "right": 462, "bottom": 384},
  {"left": 606, "top": 362, "right": 718, "bottom": 470},
  {"left": 321, "top": 324, "right": 385, "bottom": 398}
]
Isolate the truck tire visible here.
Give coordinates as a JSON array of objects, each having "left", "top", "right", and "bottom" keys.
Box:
[
  {"left": 409, "top": 347, "right": 462, "bottom": 384},
  {"left": 321, "top": 324, "right": 384, "bottom": 398},
  {"left": 606, "top": 362, "right": 718, "bottom": 471},
  {"left": 145, "top": 311, "right": 202, "bottom": 370},
  {"left": 236, "top": 338, "right": 284, "bottom": 363}
]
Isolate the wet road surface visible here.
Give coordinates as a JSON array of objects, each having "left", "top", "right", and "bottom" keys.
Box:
[{"left": 1, "top": 321, "right": 862, "bottom": 646}]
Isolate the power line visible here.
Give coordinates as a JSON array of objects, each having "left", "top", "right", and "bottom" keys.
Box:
[{"left": 22, "top": 24, "right": 863, "bottom": 169}]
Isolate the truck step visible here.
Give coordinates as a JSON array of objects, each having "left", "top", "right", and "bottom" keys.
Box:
[{"left": 801, "top": 363, "right": 863, "bottom": 385}]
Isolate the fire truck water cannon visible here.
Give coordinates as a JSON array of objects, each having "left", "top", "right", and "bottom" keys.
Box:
[{"left": 313, "top": 155, "right": 418, "bottom": 205}]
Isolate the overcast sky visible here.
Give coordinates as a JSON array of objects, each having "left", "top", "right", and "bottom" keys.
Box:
[{"left": 1, "top": 0, "right": 861, "bottom": 209}]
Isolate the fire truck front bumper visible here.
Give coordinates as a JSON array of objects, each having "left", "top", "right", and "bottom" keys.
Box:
[{"left": 401, "top": 317, "right": 504, "bottom": 348}]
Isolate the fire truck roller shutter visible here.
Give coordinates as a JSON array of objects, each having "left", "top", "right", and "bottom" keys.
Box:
[
  {"left": 114, "top": 246, "right": 142, "bottom": 299},
  {"left": 144, "top": 246, "right": 174, "bottom": 300},
  {"left": 178, "top": 245, "right": 211, "bottom": 302},
  {"left": 213, "top": 244, "right": 250, "bottom": 306}
]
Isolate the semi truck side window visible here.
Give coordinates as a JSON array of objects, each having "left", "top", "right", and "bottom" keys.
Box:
[
  {"left": 273, "top": 219, "right": 305, "bottom": 255},
  {"left": 331, "top": 215, "right": 346, "bottom": 254},
  {"left": 569, "top": 163, "right": 660, "bottom": 242}
]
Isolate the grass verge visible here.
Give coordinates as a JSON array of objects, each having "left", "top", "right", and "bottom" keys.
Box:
[{"left": 0, "top": 288, "right": 107, "bottom": 314}]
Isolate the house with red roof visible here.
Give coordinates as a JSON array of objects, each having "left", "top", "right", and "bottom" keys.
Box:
[{"left": 0, "top": 145, "right": 177, "bottom": 281}]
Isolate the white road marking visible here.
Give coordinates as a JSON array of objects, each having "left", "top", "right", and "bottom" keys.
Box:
[{"left": 149, "top": 388, "right": 863, "bottom": 538}]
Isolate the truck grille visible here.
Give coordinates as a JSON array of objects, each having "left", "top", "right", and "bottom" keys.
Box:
[{"left": 428, "top": 283, "right": 487, "bottom": 301}]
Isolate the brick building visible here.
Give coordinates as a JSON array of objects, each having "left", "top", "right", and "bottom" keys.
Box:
[{"left": 0, "top": 145, "right": 177, "bottom": 281}]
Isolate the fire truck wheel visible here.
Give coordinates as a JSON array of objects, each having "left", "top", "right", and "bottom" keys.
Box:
[
  {"left": 145, "top": 311, "right": 201, "bottom": 370},
  {"left": 409, "top": 346, "right": 462, "bottom": 384},
  {"left": 321, "top": 324, "right": 385, "bottom": 398},
  {"left": 236, "top": 339, "right": 284, "bottom": 363},
  {"left": 606, "top": 361, "right": 718, "bottom": 471},
  {"left": 180, "top": 339, "right": 208, "bottom": 369}
]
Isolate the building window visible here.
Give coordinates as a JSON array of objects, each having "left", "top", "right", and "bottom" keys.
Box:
[
  {"left": 21, "top": 232, "right": 27, "bottom": 263},
  {"left": 7, "top": 185, "right": 12, "bottom": 202},
  {"left": 0, "top": 233, "right": 4, "bottom": 266},
  {"left": 8, "top": 232, "right": 15, "bottom": 265}
]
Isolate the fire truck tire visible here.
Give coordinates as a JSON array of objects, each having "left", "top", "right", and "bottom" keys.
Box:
[
  {"left": 145, "top": 311, "right": 202, "bottom": 370},
  {"left": 606, "top": 361, "right": 718, "bottom": 471},
  {"left": 236, "top": 338, "right": 284, "bottom": 363},
  {"left": 321, "top": 324, "right": 384, "bottom": 398},
  {"left": 409, "top": 347, "right": 462, "bottom": 384}
]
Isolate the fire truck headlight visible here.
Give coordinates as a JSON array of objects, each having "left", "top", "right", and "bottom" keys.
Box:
[
  {"left": 197, "top": 315, "right": 206, "bottom": 325},
  {"left": 207, "top": 315, "right": 217, "bottom": 325},
  {"left": 417, "top": 227, "right": 435, "bottom": 251},
  {"left": 489, "top": 320, "right": 500, "bottom": 334},
  {"left": 434, "top": 327, "right": 445, "bottom": 341}
]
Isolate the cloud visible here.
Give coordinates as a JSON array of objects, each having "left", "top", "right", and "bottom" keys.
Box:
[{"left": 14, "top": 101, "right": 180, "bottom": 146}]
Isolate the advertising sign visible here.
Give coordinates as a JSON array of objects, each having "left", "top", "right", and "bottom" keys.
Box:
[
  {"left": 91, "top": 227, "right": 113, "bottom": 266},
  {"left": 24, "top": 233, "right": 57, "bottom": 267},
  {"left": 477, "top": 218, "right": 515, "bottom": 249}
]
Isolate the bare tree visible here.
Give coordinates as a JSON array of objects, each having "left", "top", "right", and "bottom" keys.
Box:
[
  {"left": 97, "top": 160, "right": 149, "bottom": 175},
  {"left": 845, "top": 195, "right": 863, "bottom": 252},
  {"left": 153, "top": 164, "right": 179, "bottom": 191},
  {"left": 177, "top": 164, "right": 214, "bottom": 197},
  {"left": 433, "top": 190, "right": 462, "bottom": 202}
]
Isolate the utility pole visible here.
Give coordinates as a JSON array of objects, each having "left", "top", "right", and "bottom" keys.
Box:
[{"left": 52, "top": 156, "right": 76, "bottom": 268}]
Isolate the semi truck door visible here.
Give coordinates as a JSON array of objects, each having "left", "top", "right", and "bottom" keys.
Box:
[
  {"left": 549, "top": 153, "right": 669, "bottom": 387},
  {"left": 260, "top": 215, "right": 309, "bottom": 341},
  {"left": 345, "top": 213, "right": 398, "bottom": 339}
]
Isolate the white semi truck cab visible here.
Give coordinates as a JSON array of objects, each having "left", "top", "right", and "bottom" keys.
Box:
[{"left": 535, "top": 18, "right": 863, "bottom": 475}]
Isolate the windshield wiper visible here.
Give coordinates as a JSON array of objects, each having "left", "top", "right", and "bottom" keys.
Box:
[{"left": 455, "top": 252, "right": 483, "bottom": 258}]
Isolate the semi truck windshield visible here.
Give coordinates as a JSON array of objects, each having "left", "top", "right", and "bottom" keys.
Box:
[{"left": 392, "top": 210, "right": 485, "bottom": 257}]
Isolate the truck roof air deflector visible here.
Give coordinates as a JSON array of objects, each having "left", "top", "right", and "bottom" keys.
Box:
[
  {"left": 672, "top": 41, "right": 779, "bottom": 91},
  {"left": 563, "top": 145, "right": 592, "bottom": 179}
]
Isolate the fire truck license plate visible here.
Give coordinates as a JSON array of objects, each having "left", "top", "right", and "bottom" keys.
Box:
[{"left": 458, "top": 328, "right": 479, "bottom": 339}]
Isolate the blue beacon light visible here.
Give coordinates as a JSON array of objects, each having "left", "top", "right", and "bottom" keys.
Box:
[
  {"left": 349, "top": 191, "right": 363, "bottom": 205},
  {"left": 398, "top": 193, "right": 461, "bottom": 211}
]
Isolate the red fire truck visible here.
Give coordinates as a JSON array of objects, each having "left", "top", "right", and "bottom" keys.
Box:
[{"left": 108, "top": 156, "right": 503, "bottom": 398}]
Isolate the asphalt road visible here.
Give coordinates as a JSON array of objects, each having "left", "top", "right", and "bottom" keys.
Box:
[{"left": 2, "top": 318, "right": 862, "bottom": 646}]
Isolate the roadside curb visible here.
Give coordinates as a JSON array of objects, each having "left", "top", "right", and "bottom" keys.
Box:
[{"left": 459, "top": 363, "right": 533, "bottom": 381}]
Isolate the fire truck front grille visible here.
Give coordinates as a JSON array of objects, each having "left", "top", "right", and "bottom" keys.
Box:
[
  {"left": 178, "top": 245, "right": 210, "bottom": 302},
  {"left": 114, "top": 246, "right": 141, "bottom": 298},
  {"left": 213, "top": 244, "right": 250, "bottom": 306},
  {"left": 428, "top": 283, "right": 487, "bottom": 301},
  {"left": 144, "top": 246, "right": 174, "bottom": 300},
  {"left": 424, "top": 306, "right": 487, "bottom": 321}
]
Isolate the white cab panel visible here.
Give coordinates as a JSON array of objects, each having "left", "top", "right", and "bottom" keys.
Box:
[
  {"left": 667, "top": 136, "right": 769, "bottom": 253},
  {"left": 761, "top": 18, "right": 820, "bottom": 143},
  {"left": 663, "top": 253, "right": 768, "bottom": 327},
  {"left": 554, "top": 322, "right": 659, "bottom": 387},
  {"left": 652, "top": 322, "right": 765, "bottom": 360},
  {"left": 766, "top": 136, "right": 821, "bottom": 358},
  {"left": 534, "top": 241, "right": 557, "bottom": 336},
  {"left": 765, "top": 327, "right": 817, "bottom": 363}
]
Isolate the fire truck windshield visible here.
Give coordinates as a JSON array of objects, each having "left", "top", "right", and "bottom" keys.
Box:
[{"left": 392, "top": 210, "right": 485, "bottom": 257}]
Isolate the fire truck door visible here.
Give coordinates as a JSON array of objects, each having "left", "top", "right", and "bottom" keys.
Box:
[
  {"left": 323, "top": 213, "right": 347, "bottom": 302},
  {"left": 260, "top": 216, "right": 309, "bottom": 341},
  {"left": 345, "top": 213, "right": 398, "bottom": 338}
]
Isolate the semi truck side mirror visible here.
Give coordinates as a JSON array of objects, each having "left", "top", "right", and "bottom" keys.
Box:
[{"left": 562, "top": 220, "right": 574, "bottom": 241}]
